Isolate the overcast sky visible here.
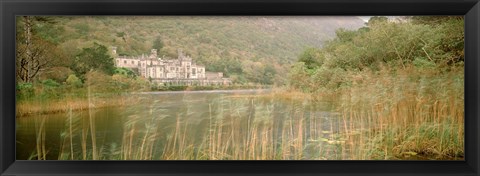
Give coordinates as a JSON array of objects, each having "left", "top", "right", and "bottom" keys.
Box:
[
  {"left": 357, "top": 16, "right": 402, "bottom": 23},
  {"left": 357, "top": 16, "right": 371, "bottom": 23}
]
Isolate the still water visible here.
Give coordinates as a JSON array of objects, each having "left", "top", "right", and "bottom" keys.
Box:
[{"left": 16, "top": 89, "right": 342, "bottom": 160}]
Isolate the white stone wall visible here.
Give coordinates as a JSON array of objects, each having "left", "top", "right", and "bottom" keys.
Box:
[
  {"left": 114, "top": 50, "right": 222, "bottom": 84},
  {"left": 155, "top": 67, "right": 163, "bottom": 78},
  {"left": 116, "top": 58, "right": 139, "bottom": 68}
]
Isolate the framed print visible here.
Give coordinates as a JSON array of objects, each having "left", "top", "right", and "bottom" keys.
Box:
[{"left": 1, "top": 0, "right": 479, "bottom": 176}]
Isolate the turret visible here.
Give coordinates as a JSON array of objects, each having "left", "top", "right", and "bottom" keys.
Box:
[
  {"left": 111, "top": 46, "right": 117, "bottom": 55},
  {"left": 150, "top": 49, "right": 158, "bottom": 58},
  {"left": 178, "top": 48, "right": 184, "bottom": 59}
]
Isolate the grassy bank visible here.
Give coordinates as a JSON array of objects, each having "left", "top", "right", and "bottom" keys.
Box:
[
  {"left": 16, "top": 84, "right": 272, "bottom": 117},
  {"left": 16, "top": 95, "right": 138, "bottom": 117}
]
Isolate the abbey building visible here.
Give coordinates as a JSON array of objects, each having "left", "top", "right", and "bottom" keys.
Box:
[{"left": 113, "top": 47, "right": 231, "bottom": 85}]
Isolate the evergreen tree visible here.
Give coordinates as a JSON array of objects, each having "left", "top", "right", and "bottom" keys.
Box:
[
  {"left": 152, "top": 37, "right": 164, "bottom": 52},
  {"left": 73, "top": 42, "right": 115, "bottom": 78}
]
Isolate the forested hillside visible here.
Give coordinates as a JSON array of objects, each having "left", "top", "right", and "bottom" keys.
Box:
[{"left": 27, "top": 16, "right": 365, "bottom": 84}]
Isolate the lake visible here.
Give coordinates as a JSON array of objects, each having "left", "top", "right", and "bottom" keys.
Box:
[{"left": 16, "top": 89, "right": 361, "bottom": 160}]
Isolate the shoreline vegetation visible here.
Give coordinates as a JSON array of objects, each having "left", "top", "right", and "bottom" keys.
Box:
[
  {"left": 16, "top": 85, "right": 272, "bottom": 117},
  {"left": 281, "top": 16, "right": 464, "bottom": 160},
  {"left": 17, "top": 68, "right": 464, "bottom": 160}
]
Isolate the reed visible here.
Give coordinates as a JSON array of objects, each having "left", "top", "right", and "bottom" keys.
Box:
[
  {"left": 28, "top": 67, "right": 463, "bottom": 160},
  {"left": 334, "top": 68, "right": 464, "bottom": 159},
  {"left": 34, "top": 116, "right": 46, "bottom": 160}
]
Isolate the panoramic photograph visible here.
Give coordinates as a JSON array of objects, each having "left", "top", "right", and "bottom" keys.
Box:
[{"left": 15, "top": 16, "right": 464, "bottom": 160}]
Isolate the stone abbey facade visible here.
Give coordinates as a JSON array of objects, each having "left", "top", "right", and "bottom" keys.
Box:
[{"left": 113, "top": 47, "right": 231, "bottom": 85}]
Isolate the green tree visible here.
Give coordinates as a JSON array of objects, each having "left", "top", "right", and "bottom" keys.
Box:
[
  {"left": 298, "top": 47, "right": 323, "bottom": 69},
  {"left": 152, "top": 37, "right": 164, "bottom": 52},
  {"left": 289, "top": 15, "right": 464, "bottom": 93},
  {"left": 262, "top": 64, "right": 277, "bottom": 85},
  {"left": 367, "top": 16, "right": 388, "bottom": 26},
  {"left": 73, "top": 42, "right": 115, "bottom": 78},
  {"left": 409, "top": 16, "right": 462, "bottom": 26},
  {"left": 335, "top": 28, "right": 358, "bottom": 42},
  {"left": 288, "top": 62, "right": 311, "bottom": 91},
  {"left": 116, "top": 32, "right": 127, "bottom": 42}
]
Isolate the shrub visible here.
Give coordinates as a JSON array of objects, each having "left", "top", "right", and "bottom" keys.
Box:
[
  {"left": 66, "top": 74, "right": 83, "bottom": 88},
  {"left": 85, "top": 70, "right": 114, "bottom": 93},
  {"left": 16, "top": 83, "right": 35, "bottom": 100},
  {"left": 413, "top": 57, "right": 436, "bottom": 69},
  {"left": 40, "top": 79, "right": 62, "bottom": 99},
  {"left": 38, "top": 67, "right": 74, "bottom": 84},
  {"left": 112, "top": 74, "right": 132, "bottom": 91},
  {"left": 42, "top": 79, "right": 61, "bottom": 87}
]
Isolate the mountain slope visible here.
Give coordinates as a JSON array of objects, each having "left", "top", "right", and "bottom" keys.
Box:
[{"left": 38, "top": 16, "right": 365, "bottom": 84}]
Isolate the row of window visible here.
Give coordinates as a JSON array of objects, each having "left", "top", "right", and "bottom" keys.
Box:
[
  {"left": 118, "top": 59, "right": 139, "bottom": 65},
  {"left": 146, "top": 72, "right": 205, "bottom": 79},
  {"left": 117, "top": 60, "right": 204, "bottom": 73}
]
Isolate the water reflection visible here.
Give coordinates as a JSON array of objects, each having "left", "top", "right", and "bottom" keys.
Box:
[{"left": 17, "top": 89, "right": 341, "bottom": 160}]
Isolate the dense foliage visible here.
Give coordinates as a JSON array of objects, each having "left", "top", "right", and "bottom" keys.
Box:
[
  {"left": 73, "top": 43, "right": 116, "bottom": 78},
  {"left": 289, "top": 16, "right": 464, "bottom": 93}
]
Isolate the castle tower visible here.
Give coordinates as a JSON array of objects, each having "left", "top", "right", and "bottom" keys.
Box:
[
  {"left": 178, "top": 48, "right": 184, "bottom": 59},
  {"left": 111, "top": 47, "right": 117, "bottom": 55},
  {"left": 150, "top": 49, "right": 158, "bottom": 58}
]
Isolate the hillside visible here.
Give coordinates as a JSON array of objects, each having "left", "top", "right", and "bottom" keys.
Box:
[{"left": 35, "top": 16, "right": 365, "bottom": 84}]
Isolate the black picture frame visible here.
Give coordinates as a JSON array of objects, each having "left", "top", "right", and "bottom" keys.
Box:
[{"left": 1, "top": 0, "right": 479, "bottom": 176}]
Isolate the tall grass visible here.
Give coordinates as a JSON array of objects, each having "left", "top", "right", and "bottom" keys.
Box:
[
  {"left": 25, "top": 68, "right": 463, "bottom": 160},
  {"left": 335, "top": 66, "right": 464, "bottom": 159}
]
